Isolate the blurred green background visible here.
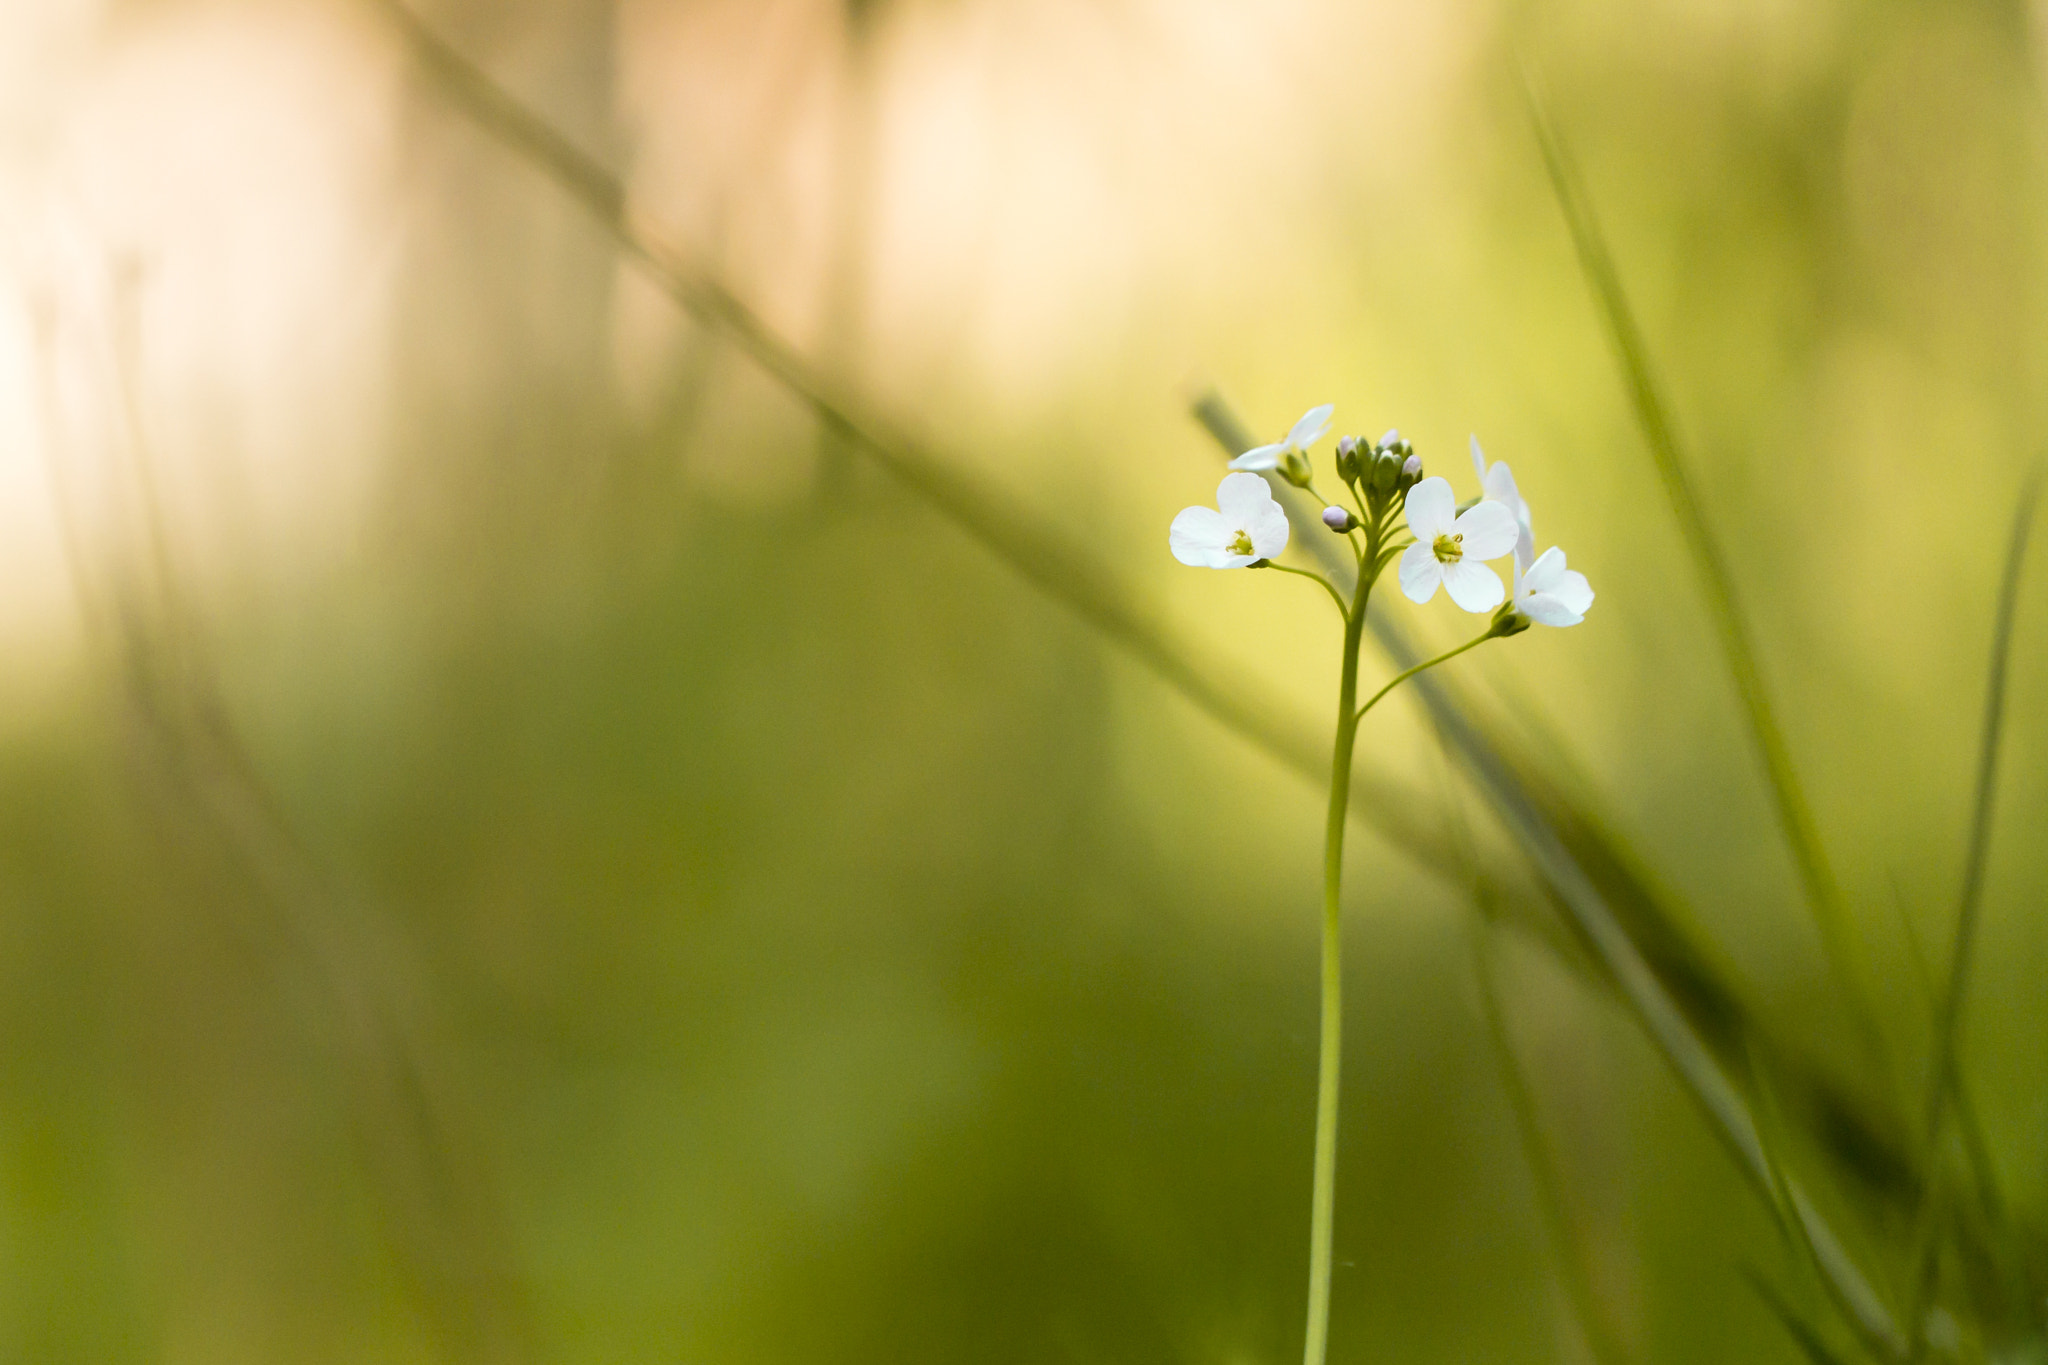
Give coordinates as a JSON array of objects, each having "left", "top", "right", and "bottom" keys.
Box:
[{"left": 1, "top": 0, "right": 2046, "bottom": 1360}]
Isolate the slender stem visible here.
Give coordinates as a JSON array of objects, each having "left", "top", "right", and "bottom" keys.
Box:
[
  {"left": 1260, "top": 561, "right": 1350, "bottom": 621},
  {"left": 1356, "top": 630, "right": 1495, "bottom": 724},
  {"left": 1302, "top": 535, "right": 1376, "bottom": 1365},
  {"left": 1304, "top": 602, "right": 1502, "bottom": 1365}
]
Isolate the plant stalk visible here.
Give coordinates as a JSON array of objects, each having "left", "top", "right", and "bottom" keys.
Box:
[{"left": 1303, "top": 542, "right": 1376, "bottom": 1365}]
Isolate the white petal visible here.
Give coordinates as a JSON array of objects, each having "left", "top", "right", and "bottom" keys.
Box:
[
  {"left": 1215, "top": 470, "right": 1276, "bottom": 521},
  {"left": 1230, "top": 443, "right": 1283, "bottom": 471},
  {"left": 1288, "top": 403, "right": 1335, "bottom": 450},
  {"left": 1245, "top": 502, "right": 1292, "bottom": 559},
  {"left": 1398, "top": 542, "right": 1442, "bottom": 603},
  {"left": 1451, "top": 499, "right": 1519, "bottom": 561},
  {"left": 1470, "top": 433, "right": 1488, "bottom": 480},
  {"left": 1441, "top": 559, "right": 1507, "bottom": 613},
  {"left": 1481, "top": 461, "right": 1523, "bottom": 518},
  {"left": 1522, "top": 545, "right": 1569, "bottom": 595},
  {"left": 1169, "top": 506, "right": 1229, "bottom": 566},
  {"left": 1522, "top": 592, "right": 1584, "bottom": 627},
  {"left": 1550, "top": 568, "right": 1594, "bottom": 616},
  {"left": 1478, "top": 461, "right": 1534, "bottom": 568},
  {"left": 1403, "top": 477, "right": 1456, "bottom": 539}
]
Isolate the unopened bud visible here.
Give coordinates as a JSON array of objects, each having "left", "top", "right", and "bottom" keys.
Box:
[
  {"left": 1377, "top": 428, "right": 1400, "bottom": 452},
  {"left": 1369, "top": 450, "right": 1399, "bottom": 494},
  {"left": 1334, "top": 436, "right": 1361, "bottom": 482},
  {"left": 1321, "top": 505, "right": 1357, "bottom": 533},
  {"left": 1399, "top": 454, "right": 1423, "bottom": 488}
]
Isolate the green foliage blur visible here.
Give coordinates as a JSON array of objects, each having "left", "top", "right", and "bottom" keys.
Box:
[{"left": 4, "top": 0, "right": 2048, "bottom": 1361}]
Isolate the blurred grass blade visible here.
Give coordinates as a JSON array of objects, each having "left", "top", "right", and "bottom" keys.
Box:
[
  {"left": 1911, "top": 467, "right": 2041, "bottom": 1317},
  {"left": 1427, "top": 720, "right": 1633, "bottom": 1365},
  {"left": 1743, "top": 1268, "right": 1859, "bottom": 1365},
  {"left": 1925, "top": 467, "right": 2040, "bottom": 1141},
  {"left": 1467, "top": 915, "right": 1634, "bottom": 1365},
  {"left": 359, "top": 0, "right": 1497, "bottom": 885},
  {"left": 1516, "top": 59, "right": 1860, "bottom": 1005}
]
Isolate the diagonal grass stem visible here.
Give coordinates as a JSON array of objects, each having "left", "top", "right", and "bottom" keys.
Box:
[{"left": 1517, "top": 58, "right": 1863, "bottom": 1015}]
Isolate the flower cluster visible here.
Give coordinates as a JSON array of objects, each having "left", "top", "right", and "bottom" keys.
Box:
[{"left": 1170, "top": 406, "right": 1593, "bottom": 632}]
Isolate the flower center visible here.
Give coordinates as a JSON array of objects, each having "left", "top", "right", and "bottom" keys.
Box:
[
  {"left": 1432, "top": 531, "right": 1465, "bottom": 564},
  {"left": 1228, "top": 530, "right": 1255, "bottom": 556}
]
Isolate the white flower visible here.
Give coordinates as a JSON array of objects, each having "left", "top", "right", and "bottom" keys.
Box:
[
  {"left": 1171, "top": 471, "right": 1292, "bottom": 569},
  {"left": 1231, "top": 403, "right": 1334, "bottom": 471},
  {"left": 1397, "top": 476, "right": 1519, "bottom": 612},
  {"left": 1470, "top": 435, "right": 1535, "bottom": 570},
  {"left": 1512, "top": 546, "right": 1595, "bottom": 626}
]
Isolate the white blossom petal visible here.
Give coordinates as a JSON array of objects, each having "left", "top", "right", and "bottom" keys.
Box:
[
  {"left": 1215, "top": 471, "right": 1276, "bottom": 522},
  {"left": 1470, "top": 433, "right": 1488, "bottom": 481},
  {"left": 1451, "top": 499, "right": 1519, "bottom": 561},
  {"left": 1522, "top": 546, "right": 1569, "bottom": 594},
  {"left": 1516, "top": 547, "right": 1593, "bottom": 624},
  {"left": 1441, "top": 559, "right": 1507, "bottom": 613},
  {"left": 1287, "top": 403, "right": 1334, "bottom": 450},
  {"left": 1398, "top": 541, "right": 1442, "bottom": 602},
  {"left": 1549, "top": 568, "right": 1594, "bottom": 616},
  {"left": 1522, "top": 591, "right": 1585, "bottom": 627},
  {"left": 1402, "top": 477, "right": 1457, "bottom": 540},
  {"left": 1169, "top": 506, "right": 1231, "bottom": 567},
  {"left": 1230, "top": 442, "right": 1284, "bottom": 471},
  {"left": 1246, "top": 503, "right": 1291, "bottom": 559}
]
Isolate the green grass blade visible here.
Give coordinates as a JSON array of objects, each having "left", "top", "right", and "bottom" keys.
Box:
[
  {"left": 1743, "top": 1268, "right": 1862, "bottom": 1365},
  {"left": 1907, "top": 468, "right": 2042, "bottom": 1332},
  {"left": 1925, "top": 467, "right": 2040, "bottom": 1144},
  {"left": 1517, "top": 59, "right": 1862, "bottom": 1011},
  {"left": 1467, "top": 918, "right": 1636, "bottom": 1365}
]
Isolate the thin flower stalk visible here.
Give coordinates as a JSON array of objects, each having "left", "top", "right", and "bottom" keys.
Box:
[{"left": 1177, "top": 421, "right": 1583, "bottom": 1365}]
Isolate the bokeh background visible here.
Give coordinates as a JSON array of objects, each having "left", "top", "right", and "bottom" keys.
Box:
[{"left": 2, "top": 0, "right": 2046, "bottom": 1360}]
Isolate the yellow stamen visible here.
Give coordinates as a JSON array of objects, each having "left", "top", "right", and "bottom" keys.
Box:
[
  {"left": 1229, "top": 530, "right": 1255, "bottom": 556},
  {"left": 1432, "top": 531, "right": 1464, "bottom": 564}
]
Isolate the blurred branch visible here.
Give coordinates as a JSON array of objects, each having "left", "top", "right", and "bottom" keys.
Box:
[
  {"left": 1516, "top": 59, "right": 1864, "bottom": 1019},
  {"left": 360, "top": 0, "right": 1487, "bottom": 889}
]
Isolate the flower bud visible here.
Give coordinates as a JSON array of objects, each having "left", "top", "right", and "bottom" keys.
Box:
[
  {"left": 1280, "top": 450, "right": 1313, "bottom": 488},
  {"left": 1377, "top": 428, "right": 1400, "bottom": 453},
  {"left": 1334, "top": 436, "right": 1361, "bottom": 483},
  {"left": 1321, "top": 505, "right": 1357, "bottom": 533},
  {"left": 1398, "top": 454, "right": 1423, "bottom": 490},
  {"left": 1368, "top": 449, "right": 1399, "bottom": 494}
]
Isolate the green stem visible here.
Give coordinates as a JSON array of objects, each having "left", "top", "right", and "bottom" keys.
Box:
[
  {"left": 1356, "top": 630, "right": 1495, "bottom": 723},
  {"left": 1303, "top": 540, "right": 1375, "bottom": 1365},
  {"left": 1304, "top": 597, "right": 1501, "bottom": 1365},
  {"left": 1260, "top": 561, "right": 1350, "bottom": 621}
]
